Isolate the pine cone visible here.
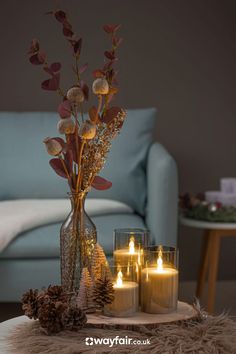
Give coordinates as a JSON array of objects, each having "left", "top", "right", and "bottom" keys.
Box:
[
  {"left": 21, "top": 289, "right": 39, "bottom": 319},
  {"left": 93, "top": 275, "right": 115, "bottom": 309},
  {"left": 62, "top": 306, "right": 87, "bottom": 331},
  {"left": 38, "top": 300, "right": 66, "bottom": 334},
  {"left": 46, "top": 285, "right": 66, "bottom": 301},
  {"left": 37, "top": 292, "right": 51, "bottom": 307}
]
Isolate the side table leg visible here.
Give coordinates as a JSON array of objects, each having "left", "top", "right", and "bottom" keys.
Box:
[
  {"left": 207, "top": 231, "right": 221, "bottom": 314},
  {"left": 196, "top": 230, "right": 212, "bottom": 300}
]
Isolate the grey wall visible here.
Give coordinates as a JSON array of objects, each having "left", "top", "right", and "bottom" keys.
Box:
[{"left": 1, "top": 0, "right": 236, "bottom": 280}]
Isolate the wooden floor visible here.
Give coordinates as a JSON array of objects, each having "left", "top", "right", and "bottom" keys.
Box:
[{"left": 1, "top": 280, "right": 236, "bottom": 322}]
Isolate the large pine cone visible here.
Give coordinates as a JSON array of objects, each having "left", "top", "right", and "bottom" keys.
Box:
[
  {"left": 46, "top": 285, "right": 66, "bottom": 301},
  {"left": 62, "top": 306, "right": 87, "bottom": 331},
  {"left": 38, "top": 300, "right": 66, "bottom": 334},
  {"left": 93, "top": 276, "right": 115, "bottom": 308},
  {"left": 21, "top": 289, "right": 39, "bottom": 319}
]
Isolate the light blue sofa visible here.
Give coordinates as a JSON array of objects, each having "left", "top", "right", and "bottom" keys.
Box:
[{"left": 0, "top": 108, "right": 178, "bottom": 301}]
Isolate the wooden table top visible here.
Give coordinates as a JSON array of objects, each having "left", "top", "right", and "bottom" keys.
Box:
[{"left": 180, "top": 216, "right": 236, "bottom": 230}]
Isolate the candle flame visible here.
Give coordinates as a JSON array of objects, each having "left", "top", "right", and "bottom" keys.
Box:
[
  {"left": 129, "top": 236, "right": 135, "bottom": 254},
  {"left": 157, "top": 247, "right": 163, "bottom": 272},
  {"left": 116, "top": 270, "right": 123, "bottom": 287}
]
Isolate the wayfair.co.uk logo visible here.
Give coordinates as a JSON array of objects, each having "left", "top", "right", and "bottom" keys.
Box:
[{"left": 85, "top": 336, "right": 150, "bottom": 347}]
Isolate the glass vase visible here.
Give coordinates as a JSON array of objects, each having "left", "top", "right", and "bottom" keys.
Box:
[{"left": 60, "top": 193, "right": 97, "bottom": 292}]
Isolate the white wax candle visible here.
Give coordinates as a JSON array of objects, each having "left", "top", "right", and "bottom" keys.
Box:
[
  {"left": 141, "top": 267, "right": 178, "bottom": 314},
  {"left": 222, "top": 193, "right": 236, "bottom": 206},
  {"left": 220, "top": 178, "right": 236, "bottom": 194},
  {"left": 104, "top": 281, "right": 139, "bottom": 317}
]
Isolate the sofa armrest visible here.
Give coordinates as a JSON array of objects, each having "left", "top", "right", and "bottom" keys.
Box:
[{"left": 145, "top": 142, "right": 178, "bottom": 246}]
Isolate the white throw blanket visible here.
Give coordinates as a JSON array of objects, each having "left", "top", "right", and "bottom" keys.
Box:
[{"left": 0, "top": 199, "right": 133, "bottom": 253}]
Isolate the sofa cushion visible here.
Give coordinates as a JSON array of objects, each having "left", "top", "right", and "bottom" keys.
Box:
[
  {"left": 0, "top": 213, "right": 146, "bottom": 259},
  {"left": 0, "top": 109, "right": 156, "bottom": 215},
  {"left": 0, "top": 198, "right": 133, "bottom": 252}
]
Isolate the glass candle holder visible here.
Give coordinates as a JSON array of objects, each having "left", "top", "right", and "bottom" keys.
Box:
[
  {"left": 104, "top": 263, "right": 139, "bottom": 317},
  {"left": 141, "top": 245, "right": 179, "bottom": 314},
  {"left": 113, "top": 228, "right": 149, "bottom": 267}
]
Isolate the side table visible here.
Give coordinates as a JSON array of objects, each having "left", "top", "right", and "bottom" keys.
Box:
[{"left": 180, "top": 217, "right": 236, "bottom": 313}]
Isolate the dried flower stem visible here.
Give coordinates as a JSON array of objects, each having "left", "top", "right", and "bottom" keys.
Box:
[
  {"left": 76, "top": 140, "right": 85, "bottom": 192},
  {"left": 75, "top": 56, "right": 80, "bottom": 82},
  {"left": 28, "top": 13, "right": 124, "bottom": 292},
  {"left": 95, "top": 95, "right": 103, "bottom": 123},
  {"left": 59, "top": 156, "right": 72, "bottom": 189}
]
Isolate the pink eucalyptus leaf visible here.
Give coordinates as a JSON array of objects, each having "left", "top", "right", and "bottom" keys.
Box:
[
  {"left": 92, "top": 176, "right": 112, "bottom": 190},
  {"left": 29, "top": 51, "right": 46, "bottom": 65},
  {"left": 79, "top": 63, "right": 88, "bottom": 74},
  {"left": 29, "top": 54, "right": 40, "bottom": 65},
  {"left": 101, "top": 106, "right": 123, "bottom": 124},
  {"left": 38, "top": 51, "right": 46, "bottom": 63},
  {"left": 28, "top": 38, "right": 39, "bottom": 54},
  {"left": 57, "top": 100, "right": 71, "bottom": 118},
  {"left": 63, "top": 28, "right": 73, "bottom": 37},
  {"left": 41, "top": 79, "right": 54, "bottom": 91},
  {"left": 112, "top": 36, "right": 123, "bottom": 47},
  {"left": 62, "top": 21, "right": 74, "bottom": 37},
  {"left": 50, "top": 62, "right": 61, "bottom": 72},
  {"left": 41, "top": 73, "right": 60, "bottom": 91},
  {"left": 49, "top": 158, "right": 67, "bottom": 178},
  {"left": 103, "top": 24, "right": 121, "bottom": 34},
  {"left": 54, "top": 10, "right": 67, "bottom": 23},
  {"left": 74, "top": 38, "right": 82, "bottom": 55},
  {"left": 104, "top": 51, "right": 115, "bottom": 60}
]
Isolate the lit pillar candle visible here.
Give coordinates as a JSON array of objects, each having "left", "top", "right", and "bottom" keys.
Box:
[
  {"left": 114, "top": 236, "right": 143, "bottom": 266},
  {"left": 141, "top": 249, "right": 178, "bottom": 314},
  {"left": 104, "top": 269, "right": 139, "bottom": 317}
]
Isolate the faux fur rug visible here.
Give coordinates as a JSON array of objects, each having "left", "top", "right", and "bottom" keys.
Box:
[{"left": 8, "top": 309, "right": 236, "bottom": 354}]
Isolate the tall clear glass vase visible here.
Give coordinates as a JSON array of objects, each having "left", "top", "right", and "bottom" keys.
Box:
[{"left": 60, "top": 193, "right": 97, "bottom": 293}]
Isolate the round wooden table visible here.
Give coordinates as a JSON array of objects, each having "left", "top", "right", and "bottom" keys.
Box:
[{"left": 180, "top": 216, "right": 236, "bottom": 313}]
